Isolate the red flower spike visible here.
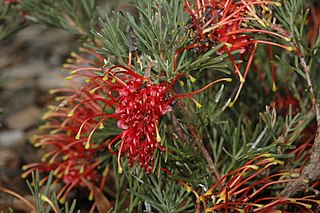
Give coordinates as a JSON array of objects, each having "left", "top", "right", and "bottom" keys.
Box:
[
  {"left": 29, "top": 45, "right": 229, "bottom": 175},
  {"left": 59, "top": 64, "right": 168, "bottom": 173},
  {"left": 113, "top": 78, "right": 170, "bottom": 173}
]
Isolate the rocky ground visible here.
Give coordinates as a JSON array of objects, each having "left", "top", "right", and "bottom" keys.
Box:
[{"left": 0, "top": 24, "right": 77, "bottom": 212}]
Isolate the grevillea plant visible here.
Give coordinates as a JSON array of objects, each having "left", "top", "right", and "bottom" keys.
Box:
[{"left": 1, "top": 0, "right": 319, "bottom": 212}]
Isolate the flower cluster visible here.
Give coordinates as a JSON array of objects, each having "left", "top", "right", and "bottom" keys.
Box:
[
  {"left": 180, "top": 1, "right": 286, "bottom": 60},
  {"left": 184, "top": 0, "right": 253, "bottom": 56},
  {"left": 24, "top": 43, "right": 230, "bottom": 184},
  {"left": 22, "top": 90, "right": 106, "bottom": 203},
  {"left": 58, "top": 48, "right": 231, "bottom": 175},
  {"left": 58, "top": 59, "right": 173, "bottom": 174},
  {"left": 23, "top": 47, "right": 184, "bottom": 206},
  {"left": 178, "top": 0, "right": 292, "bottom": 105}
]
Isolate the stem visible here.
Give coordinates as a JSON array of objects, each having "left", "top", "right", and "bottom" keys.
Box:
[
  {"left": 274, "top": 25, "right": 320, "bottom": 197},
  {"left": 176, "top": 101, "right": 222, "bottom": 183},
  {"left": 170, "top": 113, "right": 190, "bottom": 144},
  {"left": 188, "top": 122, "right": 221, "bottom": 183}
]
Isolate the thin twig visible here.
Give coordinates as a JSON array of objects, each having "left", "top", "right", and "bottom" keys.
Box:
[
  {"left": 271, "top": 25, "right": 320, "bottom": 197},
  {"left": 170, "top": 113, "right": 191, "bottom": 144},
  {"left": 281, "top": 55, "right": 320, "bottom": 197},
  {"left": 189, "top": 124, "right": 222, "bottom": 183},
  {"left": 0, "top": 187, "right": 36, "bottom": 213},
  {"left": 176, "top": 101, "right": 222, "bottom": 183}
]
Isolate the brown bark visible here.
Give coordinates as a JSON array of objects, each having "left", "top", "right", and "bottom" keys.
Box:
[{"left": 280, "top": 36, "right": 320, "bottom": 197}]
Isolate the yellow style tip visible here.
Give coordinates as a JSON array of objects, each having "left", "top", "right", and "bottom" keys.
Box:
[
  {"left": 118, "top": 166, "right": 123, "bottom": 174},
  {"left": 85, "top": 143, "right": 90, "bottom": 149},
  {"left": 272, "top": 83, "right": 277, "bottom": 92},
  {"left": 21, "top": 172, "right": 28, "bottom": 179},
  {"left": 70, "top": 52, "right": 77, "bottom": 57},
  {"left": 188, "top": 75, "right": 196, "bottom": 83},
  {"left": 75, "top": 133, "right": 81, "bottom": 140},
  {"left": 68, "top": 111, "right": 73, "bottom": 117},
  {"left": 287, "top": 46, "right": 293, "bottom": 52},
  {"left": 66, "top": 76, "right": 73, "bottom": 80},
  {"left": 156, "top": 134, "right": 161, "bottom": 142},
  {"left": 59, "top": 197, "right": 66, "bottom": 204},
  {"left": 62, "top": 63, "right": 70, "bottom": 68},
  {"left": 239, "top": 76, "right": 245, "bottom": 83},
  {"left": 89, "top": 88, "right": 97, "bottom": 94},
  {"left": 88, "top": 192, "right": 94, "bottom": 201}
]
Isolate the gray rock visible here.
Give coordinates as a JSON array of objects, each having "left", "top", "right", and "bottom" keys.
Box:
[
  {"left": 4, "top": 62, "right": 48, "bottom": 79},
  {"left": 0, "top": 130, "right": 24, "bottom": 148},
  {"left": 5, "top": 105, "right": 42, "bottom": 130},
  {"left": 0, "top": 79, "right": 36, "bottom": 122}
]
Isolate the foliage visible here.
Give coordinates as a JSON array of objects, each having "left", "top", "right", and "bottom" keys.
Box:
[
  {"left": 26, "top": 171, "right": 80, "bottom": 213},
  {"left": 19, "top": 0, "right": 99, "bottom": 38}
]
